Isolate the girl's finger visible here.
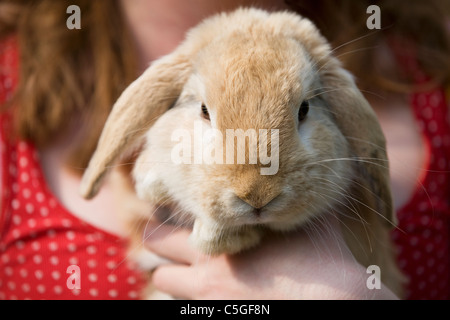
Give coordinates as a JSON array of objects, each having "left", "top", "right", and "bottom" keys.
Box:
[
  {"left": 151, "top": 264, "right": 198, "bottom": 299},
  {"left": 143, "top": 221, "right": 207, "bottom": 264}
]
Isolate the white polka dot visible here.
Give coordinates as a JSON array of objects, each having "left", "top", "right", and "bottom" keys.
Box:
[
  {"left": 413, "top": 251, "right": 421, "bottom": 260},
  {"left": 62, "top": 219, "right": 72, "bottom": 227},
  {"left": 19, "top": 269, "right": 28, "bottom": 278},
  {"left": 40, "top": 207, "right": 49, "bottom": 217},
  {"left": 87, "top": 259, "right": 97, "bottom": 268},
  {"left": 19, "top": 157, "right": 28, "bottom": 167},
  {"left": 9, "top": 164, "right": 17, "bottom": 176},
  {"left": 17, "top": 255, "right": 25, "bottom": 264},
  {"left": 50, "top": 256, "right": 59, "bottom": 266},
  {"left": 18, "top": 142, "right": 27, "bottom": 152},
  {"left": 20, "top": 172, "right": 29, "bottom": 183},
  {"left": 108, "top": 289, "right": 118, "bottom": 298},
  {"left": 416, "top": 266, "right": 425, "bottom": 275},
  {"left": 418, "top": 202, "right": 429, "bottom": 212},
  {"left": 1, "top": 254, "right": 10, "bottom": 263},
  {"left": 33, "top": 255, "right": 42, "bottom": 264},
  {"left": 87, "top": 245, "right": 97, "bottom": 255},
  {"left": 12, "top": 215, "right": 21, "bottom": 225},
  {"left": 428, "top": 120, "right": 438, "bottom": 133},
  {"left": 432, "top": 136, "right": 442, "bottom": 148},
  {"left": 67, "top": 243, "right": 77, "bottom": 252},
  {"left": 107, "top": 247, "right": 118, "bottom": 256},
  {"left": 89, "top": 288, "right": 99, "bottom": 297},
  {"left": 107, "top": 274, "right": 117, "bottom": 283},
  {"left": 417, "top": 95, "right": 427, "bottom": 107},
  {"left": 410, "top": 237, "right": 419, "bottom": 246},
  {"left": 428, "top": 182, "right": 437, "bottom": 192},
  {"left": 15, "top": 240, "right": 24, "bottom": 250},
  {"left": 31, "top": 241, "right": 40, "bottom": 251},
  {"left": 27, "top": 218, "right": 37, "bottom": 228},
  {"left": 430, "top": 92, "right": 442, "bottom": 107},
  {"left": 12, "top": 229, "right": 21, "bottom": 238},
  {"left": 66, "top": 231, "right": 75, "bottom": 241},
  {"left": 54, "top": 285, "right": 63, "bottom": 295},
  {"left": 69, "top": 257, "right": 79, "bottom": 265},
  {"left": 106, "top": 261, "right": 116, "bottom": 270},
  {"left": 5, "top": 267, "right": 13, "bottom": 276},
  {"left": 418, "top": 281, "right": 427, "bottom": 290},
  {"left": 35, "top": 270, "right": 43, "bottom": 280},
  {"left": 35, "top": 192, "right": 45, "bottom": 203},
  {"left": 7, "top": 281, "right": 16, "bottom": 290},
  {"left": 128, "top": 291, "right": 139, "bottom": 299},
  {"left": 405, "top": 223, "right": 415, "bottom": 233},
  {"left": 427, "top": 258, "right": 435, "bottom": 267},
  {"left": 11, "top": 199, "right": 20, "bottom": 210},
  {"left": 37, "top": 284, "right": 46, "bottom": 294},
  {"left": 21, "top": 283, "right": 30, "bottom": 293},
  {"left": 51, "top": 271, "right": 61, "bottom": 280},
  {"left": 49, "top": 242, "right": 58, "bottom": 251},
  {"left": 22, "top": 188, "right": 31, "bottom": 199},
  {"left": 88, "top": 273, "right": 98, "bottom": 282},
  {"left": 72, "top": 289, "right": 81, "bottom": 296},
  {"left": 425, "top": 243, "right": 434, "bottom": 253},
  {"left": 127, "top": 276, "right": 137, "bottom": 285},
  {"left": 25, "top": 203, "right": 34, "bottom": 214}
]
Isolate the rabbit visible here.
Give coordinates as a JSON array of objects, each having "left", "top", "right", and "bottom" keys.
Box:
[{"left": 80, "top": 7, "right": 405, "bottom": 298}]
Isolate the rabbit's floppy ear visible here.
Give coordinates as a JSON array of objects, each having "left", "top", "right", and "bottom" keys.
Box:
[
  {"left": 279, "top": 14, "right": 395, "bottom": 227},
  {"left": 79, "top": 11, "right": 240, "bottom": 199},
  {"left": 319, "top": 63, "right": 395, "bottom": 228},
  {"left": 80, "top": 50, "right": 192, "bottom": 199}
]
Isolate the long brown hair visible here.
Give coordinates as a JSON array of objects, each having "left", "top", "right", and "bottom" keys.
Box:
[
  {"left": 286, "top": 0, "right": 450, "bottom": 91},
  {"left": 0, "top": 0, "right": 137, "bottom": 171},
  {"left": 1, "top": 0, "right": 449, "bottom": 172}
]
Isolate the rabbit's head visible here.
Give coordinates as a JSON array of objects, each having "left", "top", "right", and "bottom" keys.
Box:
[{"left": 80, "top": 8, "right": 394, "bottom": 255}]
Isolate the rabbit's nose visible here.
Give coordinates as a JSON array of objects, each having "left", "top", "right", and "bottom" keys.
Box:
[
  {"left": 236, "top": 190, "right": 280, "bottom": 212},
  {"left": 232, "top": 168, "right": 282, "bottom": 212}
]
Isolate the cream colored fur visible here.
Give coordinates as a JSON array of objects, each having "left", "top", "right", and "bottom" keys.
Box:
[{"left": 80, "top": 8, "right": 404, "bottom": 298}]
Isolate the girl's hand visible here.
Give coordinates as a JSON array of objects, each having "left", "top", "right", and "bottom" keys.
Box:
[{"left": 144, "top": 214, "right": 398, "bottom": 299}]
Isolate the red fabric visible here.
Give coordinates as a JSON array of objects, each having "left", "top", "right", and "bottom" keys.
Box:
[
  {"left": 389, "top": 39, "right": 450, "bottom": 299},
  {"left": 1, "top": 36, "right": 449, "bottom": 300},
  {"left": 390, "top": 86, "right": 450, "bottom": 299},
  {"left": 0, "top": 37, "right": 147, "bottom": 300}
]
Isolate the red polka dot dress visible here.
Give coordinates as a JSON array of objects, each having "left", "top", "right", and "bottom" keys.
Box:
[
  {"left": 1, "top": 36, "right": 450, "bottom": 300},
  {"left": 389, "top": 40, "right": 450, "bottom": 299},
  {"left": 0, "top": 37, "right": 148, "bottom": 299},
  {"left": 391, "top": 87, "right": 450, "bottom": 299}
]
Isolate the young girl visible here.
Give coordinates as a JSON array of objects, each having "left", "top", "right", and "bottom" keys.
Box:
[{"left": 1, "top": 0, "right": 449, "bottom": 300}]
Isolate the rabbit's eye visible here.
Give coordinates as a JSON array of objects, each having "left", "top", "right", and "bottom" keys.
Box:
[
  {"left": 298, "top": 100, "right": 309, "bottom": 121},
  {"left": 201, "top": 104, "right": 210, "bottom": 121}
]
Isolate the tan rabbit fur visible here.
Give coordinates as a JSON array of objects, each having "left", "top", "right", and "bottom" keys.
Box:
[{"left": 80, "top": 8, "right": 404, "bottom": 298}]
